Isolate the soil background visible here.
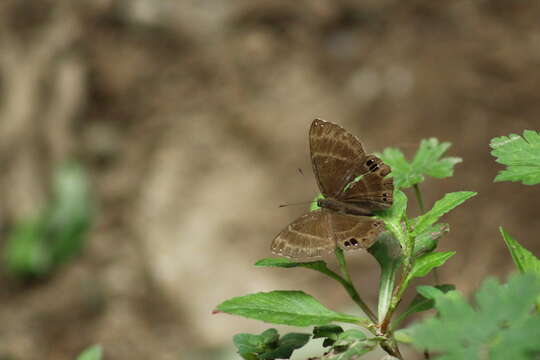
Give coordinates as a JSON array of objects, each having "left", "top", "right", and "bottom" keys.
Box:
[{"left": 0, "top": 1, "right": 539, "bottom": 360}]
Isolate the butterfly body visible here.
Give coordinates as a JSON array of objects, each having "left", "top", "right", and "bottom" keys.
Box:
[
  {"left": 317, "top": 197, "right": 374, "bottom": 216},
  {"left": 271, "top": 119, "right": 394, "bottom": 259}
]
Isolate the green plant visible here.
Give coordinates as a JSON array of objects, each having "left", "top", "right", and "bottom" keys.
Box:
[
  {"left": 76, "top": 345, "right": 102, "bottom": 360},
  {"left": 215, "top": 130, "right": 540, "bottom": 359},
  {"left": 4, "top": 161, "right": 93, "bottom": 279}
]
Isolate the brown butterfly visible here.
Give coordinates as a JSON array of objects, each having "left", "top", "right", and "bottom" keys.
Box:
[{"left": 271, "top": 119, "right": 394, "bottom": 259}]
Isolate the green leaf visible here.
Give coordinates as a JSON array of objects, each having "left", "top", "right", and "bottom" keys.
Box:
[
  {"left": 413, "top": 191, "right": 476, "bottom": 236},
  {"left": 76, "top": 345, "right": 102, "bottom": 360},
  {"left": 47, "top": 162, "right": 93, "bottom": 265},
  {"left": 413, "top": 223, "right": 449, "bottom": 257},
  {"left": 399, "top": 252, "right": 455, "bottom": 296},
  {"left": 490, "top": 130, "right": 540, "bottom": 185},
  {"left": 255, "top": 258, "right": 329, "bottom": 273},
  {"left": 313, "top": 325, "right": 344, "bottom": 347},
  {"left": 234, "top": 329, "right": 279, "bottom": 360},
  {"left": 234, "top": 329, "right": 310, "bottom": 360},
  {"left": 262, "top": 333, "right": 311, "bottom": 359},
  {"left": 322, "top": 330, "right": 377, "bottom": 360},
  {"left": 407, "top": 252, "right": 455, "bottom": 283},
  {"left": 392, "top": 285, "right": 455, "bottom": 329},
  {"left": 368, "top": 232, "right": 403, "bottom": 321},
  {"left": 402, "top": 273, "right": 540, "bottom": 359},
  {"left": 379, "top": 139, "right": 462, "bottom": 189},
  {"left": 4, "top": 162, "right": 93, "bottom": 279},
  {"left": 215, "top": 291, "right": 364, "bottom": 327},
  {"left": 375, "top": 189, "right": 408, "bottom": 249},
  {"left": 500, "top": 227, "right": 540, "bottom": 277},
  {"left": 4, "top": 217, "right": 51, "bottom": 277}
]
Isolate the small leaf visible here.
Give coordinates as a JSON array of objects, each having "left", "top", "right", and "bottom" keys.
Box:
[
  {"left": 313, "top": 325, "right": 344, "bottom": 347},
  {"left": 234, "top": 329, "right": 279, "bottom": 360},
  {"left": 215, "top": 291, "right": 364, "bottom": 327},
  {"left": 500, "top": 227, "right": 540, "bottom": 277},
  {"left": 76, "top": 345, "right": 102, "bottom": 360},
  {"left": 411, "top": 138, "right": 462, "bottom": 179},
  {"left": 376, "top": 190, "right": 407, "bottom": 225},
  {"left": 234, "top": 329, "right": 310, "bottom": 360},
  {"left": 375, "top": 189, "right": 408, "bottom": 250},
  {"left": 392, "top": 285, "right": 455, "bottom": 329},
  {"left": 261, "top": 333, "right": 311, "bottom": 359},
  {"left": 255, "top": 258, "right": 329, "bottom": 273},
  {"left": 413, "top": 191, "right": 476, "bottom": 236},
  {"left": 379, "top": 139, "right": 462, "bottom": 189},
  {"left": 490, "top": 130, "right": 540, "bottom": 185},
  {"left": 322, "top": 330, "right": 376, "bottom": 360},
  {"left": 413, "top": 223, "right": 449, "bottom": 256},
  {"left": 407, "top": 252, "right": 455, "bottom": 282}
]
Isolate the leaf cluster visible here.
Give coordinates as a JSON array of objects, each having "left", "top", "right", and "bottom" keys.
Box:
[
  {"left": 398, "top": 274, "right": 540, "bottom": 360},
  {"left": 234, "top": 329, "right": 310, "bottom": 360},
  {"left": 216, "top": 131, "right": 540, "bottom": 360},
  {"left": 4, "top": 162, "right": 93, "bottom": 279}
]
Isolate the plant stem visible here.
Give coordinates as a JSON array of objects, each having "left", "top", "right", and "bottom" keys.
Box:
[
  {"left": 413, "top": 183, "right": 425, "bottom": 213},
  {"left": 334, "top": 248, "right": 377, "bottom": 323}
]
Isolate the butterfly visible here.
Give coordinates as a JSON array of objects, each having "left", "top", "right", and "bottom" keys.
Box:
[{"left": 271, "top": 119, "right": 394, "bottom": 259}]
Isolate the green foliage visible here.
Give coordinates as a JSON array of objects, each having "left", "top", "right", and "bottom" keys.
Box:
[
  {"left": 76, "top": 345, "right": 102, "bottom": 360},
  {"left": 379, "top": 138, "right": 462, "bottom": 189},
  {"left": 255, "top": 258, "right": 330, "bottom": 273},
  {"left": 215, "top": 291, "right": 364, "bottom": 327},
  {"left": 233, "top": 329, "right": 310, "bottom": 360},
  {"left": 368, "top": 232, "right": 403, "bottom": 321},
  {"left": 399, "top": 274, "right": 540, "bottom": 360},
  {"left": 406, "top": 252, "right": 455, "bottom": 284},
  {"left": 412, "top": 191, "right": 476, "bottom": 236},
  {"left": 413, "top": 223, "right": 449, "bottom": 257},
  {"left": 216, "top": 133, "right": 527, "bottom": 359},
  {"left": 375, "top": 189, "right": 408, "bottom": 248},
  {"left": 490, "top": 130, "right": 540, "bottom": 185},
  {"left": 4, "top": 162, "right": 93, "bottom": 279},
  {"left": 392, "top": 285, "right": 455, "bottom": 329},
  {"left": 320, "top": 329, "right": 377, "bottom": 359},
  {"left": 313, "top": 325, "right": 344, "bottom": 347},
  {"left": 500, "top": 227, "right": 540, "bottom": 277}
]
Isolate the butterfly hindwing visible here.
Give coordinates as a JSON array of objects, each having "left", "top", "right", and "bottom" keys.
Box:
[
  {"left": 328, "top": 212, "right": 384, "bottom": 251},
  {"left": 271, "top": 210, "right": 335, "bottom": 259},
  {"left": 341, "top": 156, "right": 394, "bottom": 211}
]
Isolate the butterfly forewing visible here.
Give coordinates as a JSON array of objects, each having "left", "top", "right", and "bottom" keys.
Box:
[{"left": 310, "top": 119, "right": 366, "bottom": 198}]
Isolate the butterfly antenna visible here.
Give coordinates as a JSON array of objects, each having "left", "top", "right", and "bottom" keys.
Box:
[
  {"left": 297, "top": 168, "right": 304, "bottom": 176},
  {"left": 279, "top": 200, "right": 317, "bottom": 208}
]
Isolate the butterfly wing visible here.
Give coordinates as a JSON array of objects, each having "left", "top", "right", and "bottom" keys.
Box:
[
  {"left": 310, "top": 119, "right": 366, "bottom": 198},
  {"left": 271, "top": 210, "right": 335, "bottom": 259},
  {"left": 341, "top": 155, "right": 394, "bottom": 211},
  {"left": 328, "top": 212, "right": 384, "bottom": 251}
]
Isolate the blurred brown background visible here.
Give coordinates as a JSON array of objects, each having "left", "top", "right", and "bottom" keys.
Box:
[{"left": 0, "top": 1, "right": 539, "bottom": 359}]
